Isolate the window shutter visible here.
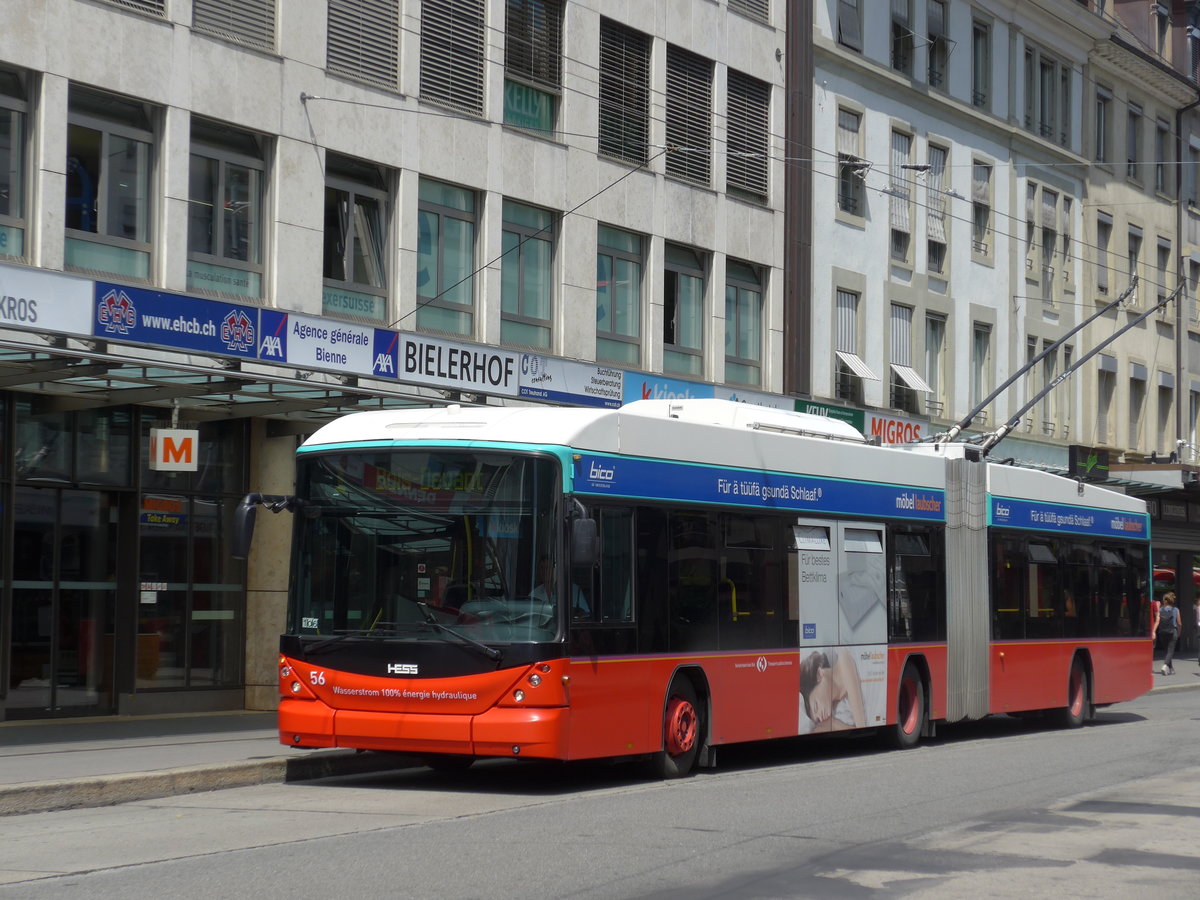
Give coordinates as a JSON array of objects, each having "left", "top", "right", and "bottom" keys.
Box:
[
  {"left": 972, "top": 163, "right": 991, "bottom": 201},
  {"left": 836, "top": 289, "right": 858, "bottom": 353},
  {"left": 665, "top": 46, "right": 713, "bottom": 185},
  {"left": 927, "top": 145, "right": 947, "bottom": 242},
  {"left": 598, "top": 19, "right": 651, "bottom": 164},
  {"left": 889, "top": 132, "right": 911, "bottom": 233},
  {"left": 100, "top": 0, "right": 166, "bottom": 16},
  {"left": 729, "top": 0, "right": 769, "bottom": 23},
  {"left": 194, "top": 0, "right": 276, "bottom": 52},
  {"left": 837, "top": 109, "right": 860, "bottom": 154},
  {"left": 726, "top": 70, "right": 769, "bottom": 200},
  {"left": 505, "top": 0, "right": 563, "bottom": 88},
  {"left": 327, "top": 0, "right": 400, "bottom": 89},
  {"left": 420, "top": 0, "right": 486, "bottom": 115}
]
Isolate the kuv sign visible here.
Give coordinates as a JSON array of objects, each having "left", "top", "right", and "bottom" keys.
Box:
[{"left": 149, "top": 428, "right": 199, "bottom": 472}]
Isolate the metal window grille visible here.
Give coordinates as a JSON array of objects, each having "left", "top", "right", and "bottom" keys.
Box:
[
  {"left": 328, "top": 0, "right": 400, "bottom": 89},
  {"left": 598, "top": 19, "right": 650, "bottom": 165},
  {"left": 665, "top": 46, "right": 712, "bottom": 185},
  {"left": 420, "top": 0, "right": 485, "bottom": 114},
  {"left": 194, "top": 0, "right": 276, "bottom": 52},
  {"left": 99, "top": 0, "right": 166, "bottom": 16},
  {"left": 726, "top": 70, "right": 769, "bottom": 201},
  {"left": 505, "top": 0, "right": 563, "bottom": 88},
  {"left": 729, "top": 0, "right": 769, "bottom": 23}
]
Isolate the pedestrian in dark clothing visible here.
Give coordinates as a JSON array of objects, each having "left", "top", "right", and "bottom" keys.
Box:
[{"left": 1158, "top": 592, "right": 1180, "bottom": 675}]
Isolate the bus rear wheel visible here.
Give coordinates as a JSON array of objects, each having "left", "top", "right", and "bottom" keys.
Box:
[
  {"left": 650, "top": 678, "right": 701, "bottom": 779},
  {"left": 1055, "top": 659, "right": 1089, "bottom": 729},
  {"left": 887, "top": 662, "right": 925, "bottom": 750}
]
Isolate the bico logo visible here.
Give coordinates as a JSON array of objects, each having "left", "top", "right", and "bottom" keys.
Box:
[
  {"left": 387, "top": 663, "right": 419, "bottom": 675},
  {"left": 589, "top": 461, "right": 616, "bottom": 481}
]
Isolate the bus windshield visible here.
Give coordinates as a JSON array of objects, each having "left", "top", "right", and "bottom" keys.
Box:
[{"left": 290, "top": 449, "right": 562, "bottom": 645}]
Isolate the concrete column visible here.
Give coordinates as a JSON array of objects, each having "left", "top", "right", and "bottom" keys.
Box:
[{"left": 243, "top": 420, "right": 298, "bottom": 710}]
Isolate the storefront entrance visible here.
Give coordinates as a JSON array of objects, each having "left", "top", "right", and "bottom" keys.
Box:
[{"left": 8, "top": 487, "right": 120, "bottom": 716}]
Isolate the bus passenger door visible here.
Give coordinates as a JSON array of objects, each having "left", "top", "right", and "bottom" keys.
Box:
[{"left": 792, "top": 519, "right": 888, "bottom": 734}]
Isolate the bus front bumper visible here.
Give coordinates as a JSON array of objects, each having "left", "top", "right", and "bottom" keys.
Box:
[{"left": 278, "top": 698, "right": 570, "bottom": 760}]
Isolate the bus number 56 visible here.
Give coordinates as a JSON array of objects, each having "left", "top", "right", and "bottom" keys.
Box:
[{"left": 310, "top": 671, "right": 326, "bottom": 685}]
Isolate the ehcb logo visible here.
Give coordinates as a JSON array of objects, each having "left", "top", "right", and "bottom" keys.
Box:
[
  {"left": 97, "top": 289, "right": 136, "bottom": 334},
  {"left": 221, "top": 310, "right": 255, "bottom": 352},
  {"left": 803, "top": 623, "right": 816, "bottom": 640}
]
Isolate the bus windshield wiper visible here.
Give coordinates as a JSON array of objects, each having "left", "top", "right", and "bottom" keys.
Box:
[
  {"left": 415, "top": 601, "right": 502, "bottom": 662},
  {"left": 305, "top": 626, "right": 422, "bottom": 653}
]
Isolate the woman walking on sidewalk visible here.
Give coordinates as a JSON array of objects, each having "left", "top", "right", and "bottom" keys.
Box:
[{"left": 1158, "top": 592, "right": 1180, "bottom": 675}]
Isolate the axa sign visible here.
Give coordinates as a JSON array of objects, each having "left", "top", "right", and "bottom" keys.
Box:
[{"left": 149, "top": 428, "right": 200, "bottom": 472}]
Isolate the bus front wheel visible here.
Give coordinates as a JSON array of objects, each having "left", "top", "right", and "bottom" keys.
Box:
[
  {"left": 650, "top": 678, "right": 701, "bottom": 779},
  {"left": 887, "top": 662, "right": 925, "bottom": 750}
]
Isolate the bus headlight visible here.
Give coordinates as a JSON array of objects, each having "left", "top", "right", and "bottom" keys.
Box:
[
  {"left": 528, "top": 674, "right": 541, "bottom": 687},
  {"left": 513, "top": 689, "right": 526, "bottom": 702},
  {"left": 291, "top": 682, "right": 302, "bottom": 694}
]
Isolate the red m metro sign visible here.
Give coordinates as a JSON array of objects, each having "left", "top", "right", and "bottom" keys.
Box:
[{"left": 149, "top": 428, "right": 199, "bottom": 472}]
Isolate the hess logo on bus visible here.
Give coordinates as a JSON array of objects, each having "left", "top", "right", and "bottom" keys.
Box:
[{"left": 388, "top": 663, "right": 419, "bottom": 675}]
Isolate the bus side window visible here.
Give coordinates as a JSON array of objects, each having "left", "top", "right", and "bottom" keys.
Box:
[{"left": 598, "top": 508, "right": 634, "bottom": 622}]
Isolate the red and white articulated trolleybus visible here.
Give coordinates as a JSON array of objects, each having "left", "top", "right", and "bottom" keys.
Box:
[{"left": 236, "top": 398, "right": 1151, "bottom": 776}]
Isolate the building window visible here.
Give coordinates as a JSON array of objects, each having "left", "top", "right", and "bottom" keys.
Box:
[
  {"left": 837, "top": 108, "right": 864, "bottom": 215},
  {"left": 1096, "top": 212, "right": 1112, "bottom": 294},
  {"left": 1127, "top": 103, "right": 1143, "bottom": 181},
  {"left": 323, "top": 155, "right": 388, "bottom": 323},
  {"left": 504, "top": 0, "right": 563, "bottom": 134},
  {"left": 927, "top": 144, "right": 948, "bottom": 274},
  {"left": 99, "top": 0, "right": 165, "bottom": 15},
  {"left": 416, "top": 178, "right": 476, "bottom": 337},
  {"left": 596, "top": 225, "right": 643, "bottom": 366},
  {"left": 1039, "top": 187, "right": 1058, "bottom": 305},
  {"left": 1156, "top": 118, "right": 1171, "bottom": 195},
  {"left": 925, "top": 314, "right": 946, "bottom": 417},
  {"left": 1128, "top": 227, "right": 1143, "bottom": 304},
  {"left": 835, "top": 288, "right": 878, "bottom": 404},
  {"left": 890, "top": 303, "right": 930, "bottom": 415},
  {"left": 1040, "top": 339, "right": 1057, "bottom": 434},
  {"left": 1156, "top": 2, "right": 1170, "bottom": 56},
  {"left": 420, "top": 0, "right": 485, "bottom": 115},
  {"left": 327, "top": 0, "right": 400, "bottom": 89},
  {"left": 1190, "top": 13, "right": 1200, "bottom": 83},
  {"left": 892, "top": 0, "right": 913, "bottom": 76},
  {"left": 663, "top": 244, "right": 706, "bottom": 377},
  {"left": 971, "top": 323, "right": 991, "bottom": 417},
  {"left": 726, "top": 70, "right": 769, "bottom": 202},
  {"left": 1024, "top": 42, "right": 1070, "bottom": 147},
  {"left": 1158, "top": 380, "right": 1174, "bottom": 455},
  {"left": 1095, "top": 87, "right": 1111, "bottom": 163},
  {"left": 1129, "top": 369, "right": 1147, "bottom": 449},
  {"left": 0, "top": 68, "right": 28, "bottom": 261},
  {"left": 725, "top": 260, "right": 763, "bottom": 387},
  {"left": 193, "top": 0, "right": 276, "bottom": 53},
  {"left": 1097, "top": 364, "right": 1115, "bottom": 445},
  {"left": 665, "top": 46, "right": 713, "bottom": 185},
  {"left": 598, "top": 19, "right": 650, "bottom": 165},
  {"left": 187, "top": 118, "right": 266, "bottom": 301},
  {"left": 889, "top": 131, "right": 912, "bottom": 262},
  {"left": 971, "top": 20, "right": 990, "bottom": 108},
  {"left": 972, "top": 161, "right": 992, "bottom": 257},
  {"left": 65, "top": 86, "right": 154, "bottom": 281},
  {"left": 1157, "top": 238, "right": 1172, "bottom": 304},
  {"left": 501, "top": 200, "right": 554, "bottom": 350},
  {"left": 927, "top": 1, "right": 948, "bottom": 88},
  {"left": 837, "top": 0, "right": 862, "bottom": 52}
]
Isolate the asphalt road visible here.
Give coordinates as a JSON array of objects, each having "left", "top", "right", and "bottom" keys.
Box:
[{"left": 2, "top": 687, "right": 1199, "bottom": 899}]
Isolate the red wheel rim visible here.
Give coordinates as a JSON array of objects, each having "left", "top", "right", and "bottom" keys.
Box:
[
  {"left": 1068, "top": 667, "right": 1084, "bottom": 717},
  {"left": 664, "top": 695, "right": 698, "bottom": 756},
  {"left": 898, "top": 676, "right": 919, "bottom": 734}
]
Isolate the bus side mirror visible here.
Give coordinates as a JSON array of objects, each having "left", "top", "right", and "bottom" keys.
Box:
[
  {"left": 571, "top": 517, "right": 599, "bottom": 568},
  {"left": 232, "top": 494, "right": 259, "bottom": 560}
]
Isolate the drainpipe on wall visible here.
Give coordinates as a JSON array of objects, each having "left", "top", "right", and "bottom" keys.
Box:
[{"left": 1176, "top": 94, "right": 1200, "bottom": 450}]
